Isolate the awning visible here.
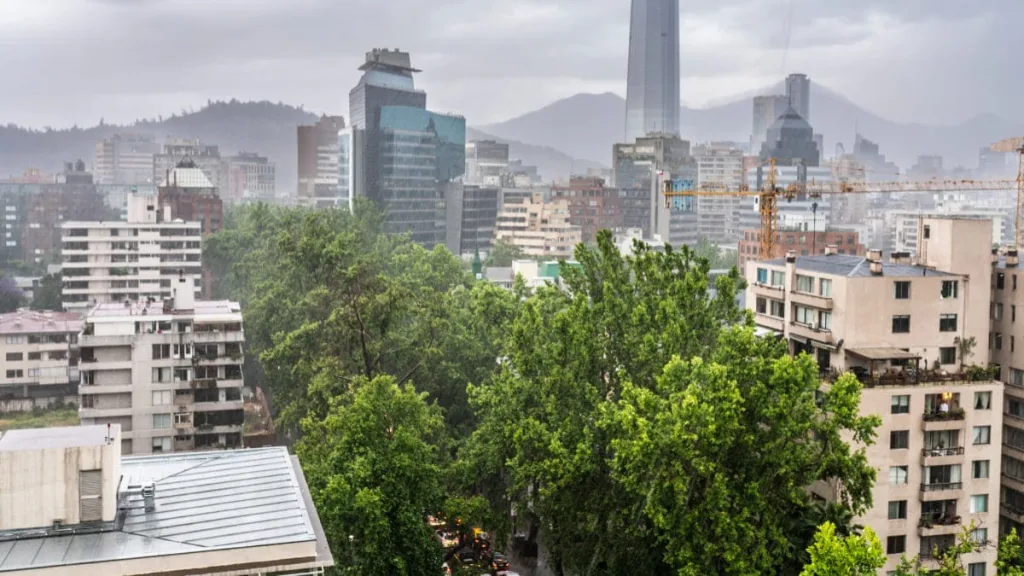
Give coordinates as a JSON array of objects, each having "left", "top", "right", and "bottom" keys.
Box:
[
  {"left": 846, "top": 347, "right": 921, "bottom": 361},
  {"left": 812, "top": 340, "right": 839, "bottom": 352}
]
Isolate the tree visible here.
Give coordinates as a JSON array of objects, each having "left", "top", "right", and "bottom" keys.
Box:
[
  {"left": 888, "top": 524, "right": 983, "bottom": 576},
  {"left": 799, "top": 522, "right": 885, "bottom": 576},
  {"left": 0, "top": 276, "right": 24, "bottom": 313},
  {"left": 484, "top": 238, "right": 525, "bottom": 267},
  {"left": 297, "top": 375, "right": 445, "bottom": 574},
  {"left": 694, "top": 236, "right": 738, "bottom": 270},
  {"left": 998, "top": 529, "right": 1024, "bottom": 576},
  {"left": 30, "top": 273, "right": 62, "bottom": 311},
  {"left": 467, "top": 230, "right": 879, "bottom": 575}
]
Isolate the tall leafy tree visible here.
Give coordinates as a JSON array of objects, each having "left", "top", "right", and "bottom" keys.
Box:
[
  {"left": 30, "top": 272, "right": 62, "bottom": 311},
  {"left": 484, "top": 238, "right": 525, "bottom": 267},
  {"left": 0, "top": 276, "right": 24, "bottom": 313},
  {"left": 297, "top": 375, "right": 444, "bottom": 575},
  {"left": 799, "top": 522, "right": 885, "bottom": 576},
  {"left": 998, "top": 529, "right": 1024, "bottom": 575}
]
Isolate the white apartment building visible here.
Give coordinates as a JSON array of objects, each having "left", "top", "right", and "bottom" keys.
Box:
[
  {"left": 60, "top": 194, "right": 202, "bottom": 311},
  {"left": 94, "top": 134, "right": 159, "bottom": 185},
  {"left": 494, "top": 194, "right": 582, "bottom": 258},
  {"left": 694, "top": 144, "right": 744, "bottom": 244},
  {"left": 746, "top": 216, "right": 999, "bottom": 573},
  {"left": 0, "top": 310, "right": 82, "bottom": 407},
  {"left": 78, "top": 276, "right": 245, "bottom": 456},
  {"left": 891, "top": 209, "right": 1003, "bottom": 254}
]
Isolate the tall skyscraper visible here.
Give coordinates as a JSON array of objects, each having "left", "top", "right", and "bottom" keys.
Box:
[
  {"left": 625, "top": 0, "right": 681, "bottom": 142},
  {"left": 785, "top": 73, "right": 811, "bottom": 123},
  {"left": 750, "top": 95, "right": 788, "bottom": 154}
]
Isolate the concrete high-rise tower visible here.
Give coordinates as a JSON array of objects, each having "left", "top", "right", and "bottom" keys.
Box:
[
  {"left": 785, "top": 73, "right": 811, "bottom": 123},
  {"left": 625, "top": 0, "right": 680, "bottom": 142}
]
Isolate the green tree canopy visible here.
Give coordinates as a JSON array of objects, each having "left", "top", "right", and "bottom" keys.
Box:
[
  {"left": 30, "top": 272, "right": 62, "bottom": 311},
  {"left": 484, "top": 237, "right": 525, "bottom": 267},
  {"left": 799, "top": 522, "right": 885, "bottom": 576}
]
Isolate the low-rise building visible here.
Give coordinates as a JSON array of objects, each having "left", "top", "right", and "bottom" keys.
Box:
[
  {"left": 745, "top": 216, "right": 999, "bottom": 573},
  {"left": 78, "top": 277, "right": 244, "bottom": 455},
  {"left": 551, "top": 176, "right": 622, "bottom": 244},
  {"left": 0, "top": 310, "right": 81, "bottom": 410},
  {"left": 737, "top": 227, "right": 865, "bottom": 269},
  {"left": 494, "top": 194, "right": 581, "bottom": 258},
  {"left": 0, "top": 425, "right": 332, "bottom": 575}
]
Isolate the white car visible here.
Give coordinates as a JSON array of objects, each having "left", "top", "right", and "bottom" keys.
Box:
[{"left": 436, "top": 531, "right": 459, "bottom": 548}]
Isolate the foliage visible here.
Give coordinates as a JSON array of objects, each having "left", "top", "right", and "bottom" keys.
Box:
[
  {"left": 998, "top": 529, "right": 1024, "bottom": 576},
  {"left": 955, "top": 336, "right": 977, "bottom": 368},
  {"left": 0, "top": 406, "right": 81, "bottom": 431},
  {"left": 694, "top": 236, "right": 738, "bottom": 270},
  {"left": 466, "top": 230, "right": 878, "bottom": 575},
  {"left": 30, "top": 272, "right": 62, "bottom": 311},
  {"left": 297, "top": 375, "right": 445, "bottom": 575},
  {"left": 485, "top": 238, "right": 526, "bottom": 267},
  {"left": 889, "top": 523, "right": 982, "bottom": 575},
  {"left": 798, "top": 522, "right": 885, "bottom": 576},
  {"left": 0, "top": 276, "right": 24, "bottom": 313}
]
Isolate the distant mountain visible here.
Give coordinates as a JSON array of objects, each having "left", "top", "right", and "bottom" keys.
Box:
[
  {"left": 478, "top": 87, "right": 1024, "bottom": 171},
  {"left": 0, "top": 100, "right": 595, "bottom": 188}
]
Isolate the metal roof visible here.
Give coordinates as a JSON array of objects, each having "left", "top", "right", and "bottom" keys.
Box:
[
  {"left": 762, "top": 255, "right": 957, "bottom": 278},
  {"left": 0, "top": 447, "right": 329, "bottom": 573},
  {"left": 847, "top": 347, "right": 922, "bottom": 361},
  {"left": 0, "top": 309, "right": 82, "bottom": 335}
]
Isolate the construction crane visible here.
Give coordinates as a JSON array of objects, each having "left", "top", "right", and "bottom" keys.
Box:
[{"left": 664, "top": 145, "right": 1024, "bottom": 259}]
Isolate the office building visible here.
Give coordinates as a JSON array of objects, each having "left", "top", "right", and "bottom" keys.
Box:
[
  {"left": 494, "top": 194, "right": 581, "bottom": 258},
  {"left": 466, "top": 140, "right": 510, "bottom": 185},
  {"left": 759, "top": 107, "right": 820, "bottom": 167},
  {"left": 551, "top": 177, "right": 623, "bottom": 244},
  {"left": 891, "top": 210, "right": 1002, "bottom": 254},
  {"left": 224, "top": 153, "right": 276, "bottom": 202},
  {"left": 694, "top": 143, "right": 745, "bottom": 244},
  {"left": 456, "top": 185, "right": 500, "bottom": 254},
  {"left": 785, "top": 73, "right": 811, "bottom": 123},
  {"left": 0, "top": 425, "right": 332, "bottom": 575},
  {"left": 746, "top": 216, "right": 999, "bottom": 573},
  {"left": 94, "top": 134, "right": 160, "bottom": 185},
  {"left": 612, "top": 135, "right": 692, "bottom": 237},
  {"left": 297, "top": 115, "right": 346, "bottom": 206},
  {"left": 348, "top": 48, "right": 466, "bottom": 248},
  {"left": 60, "top": 194, "right": 202, "bottom": 312},
  {"left": 853, "top": 134, "right": 901, "bottom": 180},
  {"left": 624, "top": 0, "right": 681, "bottom": 141},
  {"left": 750, "top": 95, "right": 789, "bottom": 154},
  {"left": 0, "top": 309, "right": 82, "bottom": 408},
  {"left": 737, "top": 228, "right": 864, "bottom": 268},
  {"left": 158, "top": 158, "right": 223, "bottom": 235},
  {"left": 78, "top": 281, "right": 244, "bottom": 455},
  {"left": 153, "top": 139, "right": 223, "bottom": 192},
  {"left": 908, "top": 155, "right": 945, "bottom": 181}
]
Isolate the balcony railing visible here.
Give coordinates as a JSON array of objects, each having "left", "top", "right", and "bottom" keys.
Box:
[
  {"left": 921, "top": 482, "right": 963, "bottom": 492},
  {"left": 921, "top": 446, "right": 964, "bottom": 457},
  {"left": 919, "top": 514, "right": 961, "bottom": 528},
  {"left": 922, "top": 409, "right": 966, "bottom": 422}
]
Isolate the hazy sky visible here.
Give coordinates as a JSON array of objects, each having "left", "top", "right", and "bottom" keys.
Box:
[{"left": 0, "top": 0, "right": 1016, "bottom": 129}]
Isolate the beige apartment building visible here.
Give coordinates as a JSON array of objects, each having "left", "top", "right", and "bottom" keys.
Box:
[
  {"left": 746, "top": 216, "right": 999, "bottom": 573},
  {"left": 494, "top": 193, "right": 582, "bottom": 258},
  {"left": 0, "top": 310, "right": 82, "bottom": 409},
  {"left": 78, "top": 275, "right": 245, "bottom": 456}
]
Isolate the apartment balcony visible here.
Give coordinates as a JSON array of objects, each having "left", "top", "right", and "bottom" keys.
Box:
[
  {"left": 79, "top": 383, "right": 134, "bottom": 395},
  {"left": 79, "top": 334, "right": 137, "bottom": 348},
  {"left": 86, "top": 360, "right": 134, "bottom": 372},
  {"left": 79, "top": 406, "right": 132, "bottom": 419},
  {"left": 788, "top": 321, "right": 834, "bottom": 345},
  {"left": 919, "top": 483, "right": 964, "bottom": 500},
  {"left": 918, "top": 514, "right": 962, "bottom": 537},
  {"left": 789, "top": 290, "right": 834, "bottom": 310},
  {"left": 1002, "top": 503, "right": 1024, "bottom": 523},
  {"left": 173, "top": 437, "right": 195, "bottom": 452},
  {"left": 192, "top": 400, "right": 244, "bottom": 412},
  {"left": 920, "top": 446, "right": 965, "bottom": 466},
  {"left": 174, "top": 393, "right": 193, "bottom": 407},
  {"left": 750, "top": 282, "right": 785, "bottom": 298},
  {"left": 754, "top": 313, "right": 784, "bottom": 332},
  {"left": 921, "top": 409, "right": 966, "bottom": 432},
  {"left": 1002, "top": 473, "right": 1024, "bottom": 493},
  {"left": 173, "top": 420, "right": 193, "bottom": 432},
  {"left": 190, "top": 332, "right": 245, "bottom": 344},
  {"left": 194, "top": 424, "right": 243, "bottom": 435},
  {"left": 1006, "top": 412, "right": 1024, "bottom": 429}
]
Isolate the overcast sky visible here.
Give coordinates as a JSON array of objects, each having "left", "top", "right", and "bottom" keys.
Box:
[{"left": 0, "top": 0, "right": 1016, "bottom": 129}]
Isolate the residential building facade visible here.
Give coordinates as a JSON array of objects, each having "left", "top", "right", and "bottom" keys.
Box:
[
  {"left": 297, "top": 115, "right": 346, "bottom": 205},
  {"left": 745, "top": 216, "right": 999, "bottom": 573},
  {"left": 60, "top": 194, "right": 202, "bottom": 311},
  {"left": 694, "top": 143, "right": 745, "bottom": 244},
  {"left": 94, "top": 134, "right": 159, "bottom": 185},
  {"left": 737, "top": 228, "right": 865, "bottom": 269},
  {"left": 0, "top": 309, "right": 81, "bottom": 406},
  {"left": 551, "top": 176, "right": 623, "bottom": 244},
  {"left": 494, "top": 194, "right": 581, "bottom": 258},
  {"left": 225, "top": 152, "right": 276, "bottom": 202},
  {"left": 612, "top": 134, "right": 692, "bottom": 237},
  {"left": 78, "top": 281, "right": 244, "bottom": 456}
]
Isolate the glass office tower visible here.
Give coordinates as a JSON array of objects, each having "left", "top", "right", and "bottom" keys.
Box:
[{"left": 624, "top": 0, "right": 681, "bottom": 142}]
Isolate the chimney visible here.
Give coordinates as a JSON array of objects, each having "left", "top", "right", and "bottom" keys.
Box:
[
  {"left": 1009, "top": 249, "right": 1020, "bottom": 267},
  {"left": 891, "top": 251, "right": 912, "bottom": 265},
  {"left": 172, "top": 271, "right": 196, "bottom": 311},
  {"left": 870, "top": 260, "right": 883, "bottom": 275},
  {"left": 867, "top": 248, "right": 882, "bottom": 263},
  {"left": 824, "top": 245, "right": 838, "bottom": 256}
]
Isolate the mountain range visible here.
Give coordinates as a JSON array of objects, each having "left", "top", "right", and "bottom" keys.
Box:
[{"left": 479, "top": 84, "right": 1024, "bottom": 171}]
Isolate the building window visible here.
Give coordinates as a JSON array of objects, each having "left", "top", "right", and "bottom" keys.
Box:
[
  {"left": 818, "top": 311, "right": 832, "bottom": 331},
  {"left": 795, "top": 275, "right": 813, "bottom": 293},
  {"left": 973, "top": 426, "right": 991, "bottom": 445},
  {"left": 939, "top": 314, "right": 958, "bottom": 332},
  {"left": 1015, "top": 336, "right": 1017, "bottom": 353},
  {"left": 891, "top": 395, "right": 910, "bottom": 414},
  {"left": 939, "top": 347, "right": 956, "bottom": 365},
  {"left": 993, "top": 303, "right": 1004, "bottom": 321},
  {"left": 1013, "top": 369, "right": 1024, "bottom": 388},
  {"left": 968, "top": 562, "right": 987, "bottom": 576},
  {"left": 1015, "top": 305, "right": 1019, "bottom": 322},
  {"left": 756, "top": 268, "right": 768, "bottom": 284},
  {"left": 941, "top": 280, "right": 959, "bottom": 299},
  {"left": 5, "top": 370, "right": 22, "bottom": 378},
  {"left": 997, "top": 333, "right": 1004, "bottom": 351},
  {"left": 770, "top": 300, "right": 784, "bottom": 318},
  {"left": 894, "top": 281, "right": 911, "bottom": 299},
  {"left": 795, "top": 305, "right": 815, "bottom": 325},
  {"left": 770, "top": 270, "right": 785, "bottom": 287},
  {"left": 924, "top": 225, "right": 931, "bottom": 239},
  {"left": 886, "top": 535, "right": 906, "bottom": 555},
  {"left": 152, "top": 391, "right": 172, "bottom": 406},
  {"left": 888, "top": 500, "right": 907, "bottom": 520},
  {"left": 756, "top": 297, "right": 767, "bottom": 314},
  {"left": 152, "top": 414, "right": 171, "bottom": 429},
  {"left": 174, "top": 412, "right": 190, "bottom": 425},
  {"left": 27, "top": 352, "right": 40, "bottom": 360},
  {"left": 971, "top": 494, "right": 989, "bottom": 514},
  {"left": 4, "top": 352, "right": 22, "bottom": 362},
  {"left": 892, "top": 315, "right": 910, "bottom": 333},
  {"left": 4, "top": 336, "right": 24, "bottom": 345},
  {"left": 972, "top": 460, "right": 990, "bottom": 479},
  {"left": 819, "top": 279, "right": 832, "bottom": 297},
  {"left": 997, "top": 273, "right": 1006, "bottom": 290},
  {"left": 889, "top": 465, "right": 908, "bottom": 485},
  {"left": 970, "top": 528, "right": 988, "bottom": 545},
  {"left": 890, "top": 430, "right": 910, "bottom": 449},
  {"left": 152, "top": 436, "right": 171, "bottom": 453},
  {"left": 975, "top": 392, "right": 991, "bottom": 410}
]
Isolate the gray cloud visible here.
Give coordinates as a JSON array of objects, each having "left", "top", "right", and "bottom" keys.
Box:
[{"left": 0, "top": 0, "right": 1020, "bottom": 129}]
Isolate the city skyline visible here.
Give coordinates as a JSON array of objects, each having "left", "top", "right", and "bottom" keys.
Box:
[{"left": 0, "top": 0, "right": 1021, "bottom": 129}]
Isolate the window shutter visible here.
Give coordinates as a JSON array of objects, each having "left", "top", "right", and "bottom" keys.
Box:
[{"left": 79, "top": 470, "right": 102, "bottom": 522}]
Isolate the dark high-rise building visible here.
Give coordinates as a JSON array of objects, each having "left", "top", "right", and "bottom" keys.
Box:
[
  {"left": 456, "top": 185, "right": 500, "bottom": 254},
  {"left": 625, "top": 0, "right": 680, "bottom": 142},
  {"left": 348, "top": 49, "right": 465, "bottom": 248},
  {"left": 759, "top": 107, "right": 820, "bottom": 167},
  {"left": 785, "top": 73, "right": 811, "bottom": 123}
]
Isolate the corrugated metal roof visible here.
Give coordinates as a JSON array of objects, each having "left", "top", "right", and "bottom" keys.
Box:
[
  {"left": 762, "top": 255, "right": 956, "bottom": 278},
  {"left": 0, "top": 447, "right": 322, "bottom": 572},
  {"left": 160, "top": 167, "right": 213, "bottom": 189}
]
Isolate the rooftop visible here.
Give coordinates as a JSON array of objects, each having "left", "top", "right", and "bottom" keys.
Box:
[
  {"left": 160, "top": 159, "right": 214, "bottom": 189},
  {"left": 0, "top": 426, "right": 111, "bottom": 452},
  {"left": 0, "top": 310, "right": 82, "bottom": 335},
  {"left": 87, "top": 300, "right": 241, "bottom": 320},
  {"left": 762, "top": 254, "right": 956, "bottom": 278},
  {"left": 0, "top": 447, "right": 331, "bottom": 573}
]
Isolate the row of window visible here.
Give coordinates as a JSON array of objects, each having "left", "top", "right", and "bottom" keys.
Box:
[
  {"left": 889, "top": 314, "right": 959, "bottom": 335},
  {"left": 891, "top": 392, "right": 991, "bottom": 413},
  {"left": 5, "top": 350, "right": 67, "bottom": 362}
]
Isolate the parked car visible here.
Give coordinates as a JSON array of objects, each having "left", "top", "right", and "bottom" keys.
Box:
[
  {"left": 489, "top": 552, "right": 510, "bottom": 572},
  {"left": 455, "top": 547, "right": 477, "bottom": 565}
]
